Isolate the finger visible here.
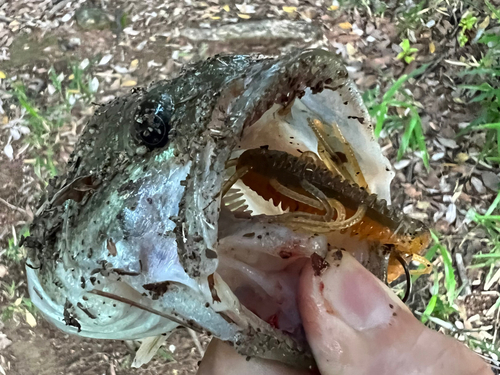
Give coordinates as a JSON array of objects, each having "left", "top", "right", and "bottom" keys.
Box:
[
  {"left": 298, "top": 250, "right": 493, "bottom": 375},
  {"left": 197, "top": 338, "right": 309, "bottom": 375}
]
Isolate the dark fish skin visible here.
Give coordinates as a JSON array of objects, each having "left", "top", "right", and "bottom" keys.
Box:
[{"left": 22, "top": 49, "right": 357, "bottom": 368}]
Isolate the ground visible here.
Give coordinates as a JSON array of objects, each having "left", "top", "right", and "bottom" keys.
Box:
[{"left": 1, "top": 0, "right": 500, "bottom": 374}]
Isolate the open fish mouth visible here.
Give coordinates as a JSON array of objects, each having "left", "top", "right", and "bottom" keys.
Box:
[{"left": 23, "top": 49, "right": 431, "bottom": 369}]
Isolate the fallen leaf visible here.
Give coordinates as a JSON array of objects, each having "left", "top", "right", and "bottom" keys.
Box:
[
  {"left": 223, "top": 5, "right": 230, "bottom": 12},
  {"left": 99, "top": 54, "right": 113, "bottom": 65},
  {"left": 0, "top": 265, "right": 7, "bottom": 278},
  {"left": 394, "top": 159, "right": 411, "bottom": 170},
  {"left": 0, "top": 71, "right": 5, "bottom": 79},
  {"left": 405, "top": 185, "right": 422, "bottom": 199},
  {"left": 238, "top": 13, "right": 251, "bottom": 19},
  {"left": 130, "top": 59, "right": 139, "bottom": 69},
  {"left": 80, "top": 58, "right": 89, "bottom": 70},
  {"left": 482, "top": 171, "right": 500, "bottom": 191},
  {"left": 61, "top": 13, "right": 72, "bottom": 22},
  {"left": 429, "top": 42, "right": 436, "bottom": 53},
  {"left": 0, "top": 333, "right": 12, "bottom": 351},
  {"left": 236, "top": 4, "right": 255, "bottom": 13},
  {"left": 416, "top": 201, "right": 431, "bottom": 210},
  {"left": 437, "top": 137, "right": 458, "bottom": 149},
  {"left": 89, "top": 77, "right": 99, "bottom": 93},
  {"left": 3, "top": 143, "right": 13, "bottom": 160},
  {"left": 471, "top": 176, "right": 486, "bottom": 194},
  {"left": 26, "top": 310, "right": 37, "bottom": 327},
  {"left": 479, "top": 16, "right": 490, "bottom": 30},
  {"left": 445, "top": 203, "right": 457, "bottom": 224},
  {"left": 345, "top": 43, "right": 357, "bottom": 56},
  {"left": 338, "top": 22, "right": 352, "bottom": 30},
  {"left": 455, "top": 152, "right": 469, "bottom": 163},
  {"left": 123, "top": 27, "right": 140, "bottom": 36},
  {"left": 328, "top": 5, "right": 339, "bottom": 11},
  {"left": 283, "top": 6, "right": 297, "bottom": 13},
  {"left": 121, "top": 80, "right": 137, "bottom": 87}
]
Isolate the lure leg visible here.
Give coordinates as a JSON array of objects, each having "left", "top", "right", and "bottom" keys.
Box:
[
  {"left": 393, "top": 252, "right": 412, "bottom": 303},
  {"left": 329, "top": 121, "right": 368, "bottom": 189},
  {"left": 308, "top": 119, "right": 351, "bottom": 181},
  {"left": 409, "top": 254, "right": 433, "bottom": 275},
  {"left": 221, "top": 166, "right": 250, "bottom": 197},
  {"left": 269, "top": 179, "right": 323, "bottom": 211}
]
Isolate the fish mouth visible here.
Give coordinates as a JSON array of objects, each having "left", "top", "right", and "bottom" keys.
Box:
[{"left": 202, "top": 50, "right": 396, "bottom": 361}]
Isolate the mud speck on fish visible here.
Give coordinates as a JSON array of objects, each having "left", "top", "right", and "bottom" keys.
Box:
[{"left": 311, "top": 252, "right": 330, "bottom": 276}]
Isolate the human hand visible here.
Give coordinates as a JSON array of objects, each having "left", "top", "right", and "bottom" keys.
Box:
[{"left": 197, "top": 251, "right": 492, "bottom": 375}]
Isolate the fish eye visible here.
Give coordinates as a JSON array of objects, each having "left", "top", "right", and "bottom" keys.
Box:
[{"left": 134, "top": 93, "right": 172, "bottom": 149}]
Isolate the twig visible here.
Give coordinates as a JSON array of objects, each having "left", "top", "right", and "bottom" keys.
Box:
[
  {"left": 187, "top": 328, "right": 204, "bottom": 357},
  {"left": 0, "top": 197, "right": 28, "bottom": 216},
  {"left": 455, "top": 253, "right": 472, "bottom": 296}
]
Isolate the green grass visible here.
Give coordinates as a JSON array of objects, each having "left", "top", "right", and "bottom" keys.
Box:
[
  {"left": 396, "top": 0, "right": 427, "bottom": 34},
  {"left": 9, "top": 59, "right": 99, "bottom": 180},
  {"left": 457, "top": 3, "right": 500, "bottom": 164},
  {"left": 470, "top": 193, "right": 500, "bottom": 279},
  {"left": 3, "top": 227, "right": 30, "bottom": 263},
  {"left": 416, "top": 231, "right": 459, "bottom": 324},
  {"left": 1, "top": 59, "right": 100, "bottom": 324},
  {"left": 0, "top": 280, "right": 37, "bottom": 324},
  {"left": 363, "top": 63, "right": 430, "bottom": 168}
]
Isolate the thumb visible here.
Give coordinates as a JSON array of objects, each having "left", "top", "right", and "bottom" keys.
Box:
[{"left": 298, "top": 250, "right": 492, "bottom": 375}]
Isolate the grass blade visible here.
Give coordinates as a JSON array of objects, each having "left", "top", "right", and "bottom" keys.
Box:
[{"left": 430, "top": 231, "right": 457, "bottom": 304}]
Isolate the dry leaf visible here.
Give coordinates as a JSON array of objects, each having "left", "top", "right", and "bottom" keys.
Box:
[
  {"left": 26, "top": 310, "right": 37, "bottom": 327},
  {"left": 456, "top": 153, "right": 469, "bottom": 164},
  {"left": 283, "top": 6, "right": 297, "bottom": 13},
  {"left": 130, "top": 59, "right": 139, "bottom": 69},
  {"left": 238, "top": 13, "right": 251, "bottom": 19},
  {"left": 123, "top": 27, "right": 140, "bottom": 36},
  {"left": 0, "top": 333, "right": 12, "bottom": 351},
  {"left": 345, "top": 43, "right": 357, "bottom": 56},
  {"left": 223, "top": 5, "right": 230, "bottom": 12},
  {"left": 328, "top": 5, "right": 339, "bottom": 11},
  {"left": 236, "top": 4, "right": 255, "bottom": 13},
  {"left": 121, "top": 80, "right": 137, "bottom": 87},
  {"left": 338, "top": 22, "right": 352, "bottom": 30},
  {"left": 0, "top": 71, "right": 5, "bottom": 79},
  {"left": 3, "top": 143, "right": 13, "bottom": 160},
  {"left": 479, "top": 16, "right": 490, "bottom": 29},
  {"left": 429, "top": 42, "right": 436, "bottom": 53},
  {"left": 0, "top": 264, "right": 7, "bottom": 278}
]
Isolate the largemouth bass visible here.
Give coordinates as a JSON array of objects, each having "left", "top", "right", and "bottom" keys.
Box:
[{"left": 23, "top": 49, "right": 429, "bottom": 369}]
